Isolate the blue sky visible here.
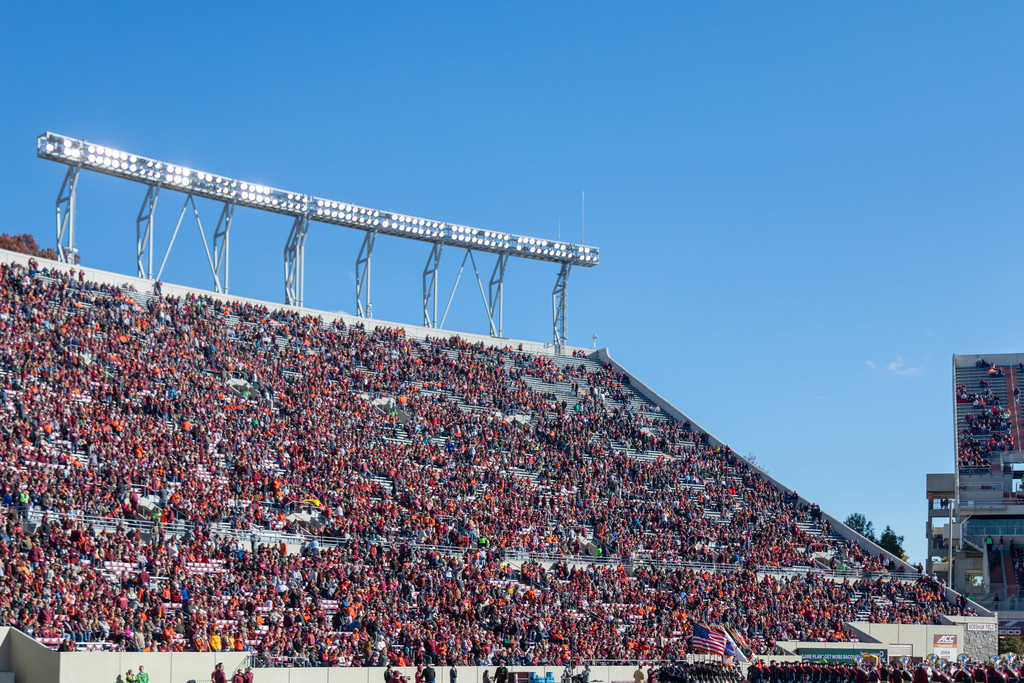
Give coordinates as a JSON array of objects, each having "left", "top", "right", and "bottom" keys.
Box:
[{"left": 4, "top": 3, "right": 1024, "bottom": 562}]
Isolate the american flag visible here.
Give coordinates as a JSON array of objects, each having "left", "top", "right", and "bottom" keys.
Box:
[{"left": 691, "top": 624, "right": 727, "bottom": 656}]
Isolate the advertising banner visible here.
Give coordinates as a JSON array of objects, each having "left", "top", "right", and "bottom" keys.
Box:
[
  {"left": 933, "top": 634, "right": 957, "bottom": 660},
  {"left": 798, "top": 648, "right": 888, "bottom": 664},
  {"left": 1000, "top": 619, "right": 1024, "bottom": 637}
]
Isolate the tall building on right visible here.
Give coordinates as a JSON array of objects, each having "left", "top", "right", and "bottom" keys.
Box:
[{"left": 929, "top": 353, "right": 1024, "bottom": 629}]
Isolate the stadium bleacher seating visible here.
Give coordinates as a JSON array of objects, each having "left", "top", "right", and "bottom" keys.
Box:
[
  {"left": 0, "top": 258, "right": 973, "bottom": 664},
  {"left": 955, "top": 361, "right": 1019, "bottom": 470}
]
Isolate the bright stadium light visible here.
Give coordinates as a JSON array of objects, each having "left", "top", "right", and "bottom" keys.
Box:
[
  {"left": 38, "top": 132, "right": 599, "bottom": 268},
  {"left": 37, "top": 131, "right": 597, "bottom": 350}
]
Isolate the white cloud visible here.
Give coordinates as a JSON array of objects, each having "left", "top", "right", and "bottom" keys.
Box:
[
  {"left": 865, "top": 356, "right": 922, "bottom": 377},
  {"left": 887, "top": 356, "right": 922, "bottom": 377}
]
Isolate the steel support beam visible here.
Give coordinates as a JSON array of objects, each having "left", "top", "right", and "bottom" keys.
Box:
[
  {"left": 488, "top": 254, "right": 508, "bottom": 338},
  {"left": 422, "top": 244, "right": 443, "bottom": 328},
  {"left": 440, "top": 250, "right": 471, "bottom": 330},
  {"left": 55, "top": 166, "right": 80, "bottom": 263},
  {"left": 141, "top": 192, "right": 232, "bottom": 292},
  {"left": 436, "top": 250, "right": 507, "bottom": 337},
  {"left": 211, "top": 202, "right": 233, "bottom": 293},
  {"left": 284, "top": 216, "right": 309, "bottom": 307},
  {"left": 136, "top": 186, "right": 160, "bottom": 278},
  {"left": 553, "top": 263, "right": 571, "bottom": 353},
  {"left": 355, "top": 231, "right": 376, "bottom": 318},
  {"left": 467, "top": 251, "right": 506, "bottom": 338},
  {"left": 467, "top": 251, "right": 495, "bottom": 337},
  {"left": 154, "top": 194, "right": 193, "bottom": 282}
]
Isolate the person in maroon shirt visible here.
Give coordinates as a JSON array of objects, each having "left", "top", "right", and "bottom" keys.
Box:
[{"left": 212, "top": 663, "right": 227, "bottom": 683}]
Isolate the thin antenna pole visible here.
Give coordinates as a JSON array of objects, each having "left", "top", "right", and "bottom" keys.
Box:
[
  {"left": 581, "top": 191, "right": 585, "bottom": 243},
  {"left": 558, "top": 218, "right": 560, "bottom": 241}
]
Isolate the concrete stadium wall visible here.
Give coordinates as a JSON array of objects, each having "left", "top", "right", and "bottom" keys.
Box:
[
  {"left": 0, "top": 634, "right": 655, "bottom": 683},
  {"left": 0, "top": 629, "right": 10, "bottom": 675},
  {"left": 847, "top": 622, "right": 960, "bottom": 660},
  {"left": 776, "top": 618, "right": 997, "bottom": 661},
  {"left": 0, "top": 249, "right": 584, "bottom": 356},
  {"left": 0, "top": 627, "right": 60, "bottom": 683},
  {"left": 16, "top": 628, "right": 985, "bottom": 683},
  {"left": 846, "top": 619, "right": 996, "bottom": 661},
  {"left": 59, "top": 651, "right": 248, "bottom": 683}
]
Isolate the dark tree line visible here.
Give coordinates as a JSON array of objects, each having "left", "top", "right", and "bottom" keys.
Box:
[
  {"left": 0, "top": 233, "right": 58, "bottom": 260},
  {"left": 845, "top": 512, "right": 907, "bottom": 560}
]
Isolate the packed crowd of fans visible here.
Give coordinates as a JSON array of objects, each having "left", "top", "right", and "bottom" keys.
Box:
[
  {"left": 955, "top": 370, "right": 1014, "bottom": 469},
  {"left": 0, "top": 514, "right": 965, "bottom": 664},
  {"left": 0, "top": 259, "right": 973, "bottom": 661}
]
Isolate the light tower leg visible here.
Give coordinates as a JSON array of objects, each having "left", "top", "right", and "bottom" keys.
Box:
[
  {"left": 423, "top": 244, "right": 443, "bottom": 327},
  {"left": 488, "top": 254, "right": 508, "bottom": 338},
  {"left": 212, "top": 202, "right": 233, "bottom": 293},
  {"left": 552, "top": 263, "right": 571, "bottom": 353},
  {"left": 136, "top": 186, "right": 160, "bottom": 278},
  {"left": 356, "top": 231, "right": 376, "bottom": 318},
  {"left": 55, "top": 166, "right": 79, "bottom": 263},
  {"left": 284, "top": 216, "right": 309, "bottom": 307}
]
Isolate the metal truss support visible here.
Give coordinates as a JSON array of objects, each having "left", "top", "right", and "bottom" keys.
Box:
[
  {"left": 436, "top": 250, "right": 509, "bottom": 337},
  {"left": 55, "top": 166, "right": 80, "bottom": 263},
  {"left": 439, "top": 249, "right": 471, "bottom": 330},
  {"left": 552, "top": 263, "right": 571, "bottom": 353},
  {"left": 465, "top": 251, "right": 506, "bottom": 338},
  {"left": 487, "top": 254, "right": 508, "bottom": 338},
  {"left": 284, "top": 216, "right": 309, "bottom": 307},
  {"left": 136, "top": 186, "right": 160, "bottom": 278},
  {"left": 355, "top": 231, "right": 376, "bottom": 318},
  {"left": 137, "top": 190, "right": 233, "bottom": 292},
  {"left": 154, "top": 194, "right": 193, "bottom": 282},
  {"left": 210, "top": 203, "right": 233, "bottom": 293},
  {"left": 422, "top": 244, "right": 443, "bottom": 327}
]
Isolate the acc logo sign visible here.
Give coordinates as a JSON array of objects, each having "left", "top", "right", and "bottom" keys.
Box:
[{"left": 934, "top": 635, "right": 957, "bottom": 645}]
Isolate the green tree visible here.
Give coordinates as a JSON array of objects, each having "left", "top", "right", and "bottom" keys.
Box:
[
  {"left": 844, "top": 513, "right": 877, "bottom": 542},
  {"left": 878, "top": 525, "right": 907, "bottom": 560},
  {"left": 1000, "top": 636, "right": 1024, "bottom": 657}
]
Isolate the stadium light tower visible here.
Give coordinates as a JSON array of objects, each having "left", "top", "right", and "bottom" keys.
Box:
[{"left": 37, "top": 133, "right": 600, "bottom": 350}]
